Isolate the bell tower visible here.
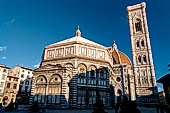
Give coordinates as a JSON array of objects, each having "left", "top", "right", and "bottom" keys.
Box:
[{"left": 127, "top": 2, "right": 158, "bottom": 105}]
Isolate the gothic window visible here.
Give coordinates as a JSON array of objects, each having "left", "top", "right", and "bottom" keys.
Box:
[
  {"left": 138, "top": 55, "right": 142, "bottom": 64},
  {"left": 25, "top": 80, "right": 29, "bottom": 85},
  {"left": 143, "top": 55, "right": 147, "bottom": 63},
  {"left": 135, "top": 19, "right": 142, "bottom": 32},
  {"left": 141, "top": 40, "right": 145, "bottom": 47},
  {"left": 136, "top": 40, "right": 140, "bottom": 48}
]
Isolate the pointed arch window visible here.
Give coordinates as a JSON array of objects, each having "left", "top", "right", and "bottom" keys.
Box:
[
  {"left": 138, "top": 55, "right": 142, "bottom": 64},
  {"left": 143, "top": 55, "right": 147, "bottom": 63},
  {"left": 141, "top": 40, "right": 145, "bottom": 47},
  {"left": 136, "top": 40, "right": 140, "bottom": 48},
  {"left": 135, "top": 19, "right": 142, "bottom": 32}
]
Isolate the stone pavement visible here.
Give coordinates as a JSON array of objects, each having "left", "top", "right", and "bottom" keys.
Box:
[{"left": 1, "top": 107, "right": 158, "bottom": 113}]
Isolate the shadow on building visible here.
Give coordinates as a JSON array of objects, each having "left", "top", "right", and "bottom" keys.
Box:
[{"left": 28, "top": 64, "right": 156, "bottom": 111}]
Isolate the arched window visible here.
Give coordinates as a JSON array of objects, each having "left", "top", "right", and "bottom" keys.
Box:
[
  {"left": 143, "top": 55, "right": 147, "bottom": 63},
  {"left": 100, "top": 70, "right": 104, "bottom": 78},
  {"left": 141, "top": 40, "right": 145, "bottom": 47},
  {"left": 136, "top": 40, "right": 140, "bottom": 48},
  {"left": 90, "top": 70, "right": 95, "bottom": 77},
  {"left": 135, "top": 19, "right": 142, "bottom": 32},
  {"left": 138, "top": 55, "right": 142, "bottom": 63}
]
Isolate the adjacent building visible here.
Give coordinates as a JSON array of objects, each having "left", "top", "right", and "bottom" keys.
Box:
[
  {"left": 2, "top": 65, "right": 33, "bottom": 106},
  {"left": 30, "top": 2, "right": 159, "bottom": 108},
  {"left": 158, "top": 74, "right": 170, "bottom": 106},
  {"left": 159, "top": 91, "right": 168, "bottom": 106},
  {"left": 0, "top": 64, "right": 10, "bottom": 104}
]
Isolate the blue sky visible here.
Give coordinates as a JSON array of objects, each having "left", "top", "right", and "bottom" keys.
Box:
[{"left": 0, "top": 0, "right": 170, "bottom": 91}]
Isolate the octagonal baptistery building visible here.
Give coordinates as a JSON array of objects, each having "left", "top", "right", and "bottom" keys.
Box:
[{"left": 30, "top": 27, "right": 136, "bottom": 109}]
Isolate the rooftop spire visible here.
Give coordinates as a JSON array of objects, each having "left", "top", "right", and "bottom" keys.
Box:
[
  {"left": 113, "top": 40, "right": 118, "bottom": 51},
  {"left": 76, "top": 25, "right": 81, "bottom": 37}
]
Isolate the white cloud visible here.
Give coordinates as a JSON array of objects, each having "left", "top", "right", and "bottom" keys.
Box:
[
  {"left": 5, "top": 18, "right": 15, "bottom": 25},
  {"left": 1, "top": 56, "right": 7, "bottom": 60},
  {"left": 158, "top": 87, "right": 163, "bottom": 92},
  {"left": 33, "top": 63, "right": 40, "bottom": 68},
  {"left": 0, "top": 46, "right": 7, "bottom": 51}
]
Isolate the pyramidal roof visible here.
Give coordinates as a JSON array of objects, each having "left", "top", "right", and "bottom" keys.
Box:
[{"left": 46, "top": 26, "right": 105, "bottom": 48}]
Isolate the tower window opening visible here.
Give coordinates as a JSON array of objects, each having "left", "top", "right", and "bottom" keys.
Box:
[
  {"left": 135, "top": 19, "right": 142, "bottom": 32},
  {"left": 141, "top": 40, "right": 145, "bottom": 47},
  {"left": 136, "top": 40, "right": 140, "bottom": 48},
  {"left": 138, "top": 55, "right": 142, "bottom": 63},
  {"left": 143, "top": 55, "right": 147, "bottom": 63}
]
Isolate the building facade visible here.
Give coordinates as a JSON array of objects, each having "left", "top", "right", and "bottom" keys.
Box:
[
  {"left": 30, "top": 2, "right": 158, "bottom": 109},
  {"left": 2, "top": 65, "right": 33, "bottom": 106},
  {"left": 127, "top": 2, "right": 159, "bottom": 106},
  {"left": 158, "top": 74, "right": 170, "bottom": 107},
  {"left": 0, "top": 64, "right": 9, "bottom": 104},
  {"left": 159, "top": 91, "right": 168, "bottom": 106}
]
